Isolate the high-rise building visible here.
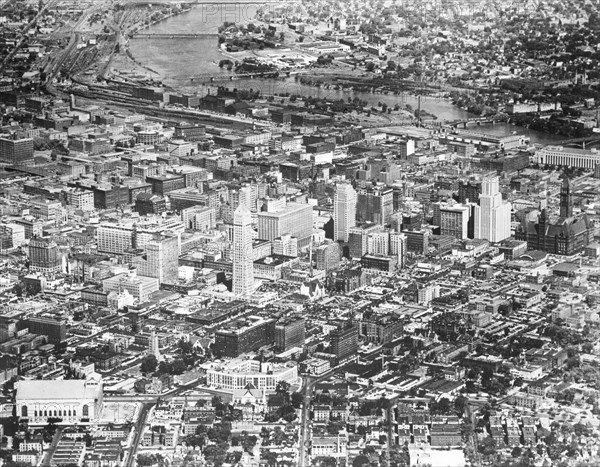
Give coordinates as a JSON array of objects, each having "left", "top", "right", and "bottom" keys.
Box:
[
  {"left": 315, "top": 242, "right": 341, "bottom": 271},
  {"left": 233, "top": 204, "right": 254, "bottom": 297},
  {"left": 348, "top": 223, "right": 381, "bottom": 259},
  {"left": 64, "top": 189, "right": 95, "bottom": 212},
  {"left": 135, "top": 234, "right": 179, "bottom": 284},
  {"left": 330, "top": 322, "right": 358, "bottom": 365},
  {"left": 418, "top": 285, "right": 440, "bottom": 305},
  {"left": 432, "top": 202, "right": 471, "bottom": 240},
  {"left": 356, "top": 185, "right": 393, "bottom": 226},
  {"left": 0, "top": 223, "right": 25, "bottom": 250},
  {"left": 367, "top": 231, "right": 390, "bottom": 256},
  {"left": 96, "top": 217, "right": 184, "bottom": 255},
  {"left": 275, "top": 316, "right": 306, "bottom": 352},
  {"left": 29, "top": 237, "right": 62, "bottom": 273},
  {"left": 272, "top": 234, "right": 298, "bottom": 257},
  {"left": 474, "top": 177, "right": 511, "bottom": 243},
  {"left": 149, "top": 329, "right": 161, "bottom": 361},
  {"left": 30, "top": 198, "right": 62, "bottom": 222},
  {"left": 213, "top": 316, "right": 275, "bottom": 358},
  {"left": 102, "top": 270, "right": 159, "bottom": 303},
  {"left": 26, "top": 316, "right": 66, "bottom": 344},
  {"left": 96, "top": 224, "right": 133, "bottom": 255},
  {"left": 181, "top": 205, "right": 216, "bottom": 231},
  {"left": 257, "top": 202, "right": 313, "bottom": 247},
  {"left": 458, "top": 180, "right": 481, "bottom": 204},
  {"left": 334, "top": 183, "right": 357, "bottom": 242},
  {"left": 135, "top": 193, "right": 167, "bottom": 216},
  {"left": 390, "top": 232, "right": 407, "bottom": 269},
  {"left": 0, "top": 136, "right": 34, "bottom": 165}
]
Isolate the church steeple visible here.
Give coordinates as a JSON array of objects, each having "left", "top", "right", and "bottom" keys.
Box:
[{"left": 560, "top": 175, "right": 573, "bottom": 218}]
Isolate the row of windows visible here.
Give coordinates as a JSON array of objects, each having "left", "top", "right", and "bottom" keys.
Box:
[{"left": 22, "top": 405, "right": 88, "bottom": 418}]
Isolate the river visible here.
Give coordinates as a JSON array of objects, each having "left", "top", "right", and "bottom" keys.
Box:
[{"left": 129, "top": 4, "right": 563, "bottom": 145}]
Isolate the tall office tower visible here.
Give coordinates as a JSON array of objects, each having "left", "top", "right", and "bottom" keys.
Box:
[
  {"left": 257, "top": 202, "right": 313, "bottom": 248},
  {"left": 181, "top": 205, "right": 217, "bottom": 231},
  {"left": 238, "top": 185, "right": 257, "bottom": 212},
  {"left": 273, "top": 234, "right": 298, "bottom": 257},
  {"left": 97, "top": 224, "right": 134, "bottom": 255},
  {"left": 458, "top": 180, "right": 482, "bottom": 204},
  {"left": 0, "top": 136, "right": 34, "bottom": 165},
  {"left": 315, "top": 241, "right": 341, "bottom": 271},
  {"left": 29, "top": 237, "right": 62, "bottom": 273},
  {"left": 26, "top": 316, "right": 67, "bottom": 344},
  {"left": 334, "top": 183, "right": 357, "bottom": 242},
  {"left": 432, "top": 202, "right": 471, "bottom": 240},
  {"left": 367, "top": 230, "right": 390, "bottom": 256},
  {"left": 560, "top": 176, "right": 573, "bottom": 218},
  {"left": 135, "top": 234, "right": 179, "bottom": 284},
  {"left": 356, "top": 185, "right": 393, "bottom": 226},
  {"left": 330, "top": 322, "right": 358, "bottom": 365},
  {"left": 390, "top": 232, "right": 407, "bottom": 269},
  {"left": 474, "top": 176, "right": 511, "bottom": 243},
  {"left": 275, "top": 316, "right": 306, "bottom": 352},
  {"left": 149, "top": 329, "right": 161, "bottom": 361},
  {"left": 348, "top": 223, "right": 381, "bottom": 259},
  {"left": 213, "top": 316, "right": 275, "bottom": 357},
  {"left": 233, "top": 204, "right": 254, "bottom": 297}
]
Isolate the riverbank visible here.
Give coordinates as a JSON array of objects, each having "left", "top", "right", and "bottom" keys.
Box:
[{"left": 119, "top": 4, "right": 570, "bottom": 145}]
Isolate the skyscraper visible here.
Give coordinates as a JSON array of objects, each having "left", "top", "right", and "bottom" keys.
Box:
[
  {"left": 356, "top": 185, "right": 393, "bottom": 226},
  {"left": 474, "top": 176, "right": 511, "bottom": 243},
  {"left": 135, "top": 234, "right": 179, "bottom": 284},
  {"left": 330, "top": 321, "right": 358, "bottom": 365},
  {"left": 334, "top": 183, "right": 357, "bottom": 242},
  {"left": 29, "top": 237, "right": 62, "bottom": 273},
  {"left": 433, "top": 202, "right": 471, "bottom": 240},
  {"left": 0, "top": 136, "right": 34, "bottom": 165},
  {"left": 275, "top": 316, "right": 306, "bottom": 352},
  {"left": 257, "top": 202, "right": 313, "bottom": 248},
  {"left": 233, "top": 204, "right": 254, "bottom": 297}
]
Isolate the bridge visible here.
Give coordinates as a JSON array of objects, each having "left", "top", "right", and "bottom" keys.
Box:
[
  {"left": 122, "top": 0, "right": 286, "bottom": 6},
  {"left": 445, "top": 116, "right": 508, "bottom": 129},
  {"left": 131, "top": 33, "right": 218, "bottom": 39},
  {"left": 187, "top": 70, "right": 282, "bottom": 82}
]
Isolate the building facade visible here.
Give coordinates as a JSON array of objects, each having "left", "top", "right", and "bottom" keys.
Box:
[
  {"left": 233, "top": 204, "right": 254, "bottom": 297},
  {"left": 474, "top": 176, "right": 511, "bottom": 243},
  {"left": 15, "top": 377, "right": 103, "bottom": 425},
  {"left": 334, "top": 183, "right": 357, "bottom": 242}
]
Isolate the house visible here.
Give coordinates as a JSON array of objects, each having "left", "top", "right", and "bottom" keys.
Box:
[{"left": 313, "top": 405, "right": 331, "bottom": 423}]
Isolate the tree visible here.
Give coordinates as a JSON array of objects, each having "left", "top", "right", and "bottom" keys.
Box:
[
  {"left": 454, "top": 395, "right": 468, "bottom": 416},
  {"left": 140, "top": 354, "right": 158, "bottom": 374},
  {"left": 365, "top": 62, "right": 376, "bottom": 72},
  {"left": 291, "top": 392, "right": 303, "bottom": 409},
  {"left": 276, "top": 380, "right": 291, "bottom": 404},
  {"left": 353, "top": 454, "right": 370, "bottom": 466},
  {"left": 387, "top": 60, "right": 397, "bottom": 71},
  {"left": 512, "top": 446, "right": 522, "bottom": 458},
  {"left": 479, "top": 436, "right": 496, "bottom": 456}
]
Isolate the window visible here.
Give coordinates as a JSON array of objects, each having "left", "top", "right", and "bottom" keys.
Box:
[
  {"left": 21, "top": 406, "right": 28, "bottom": 417},
  {"left": 82, "top": 405, "right": 89, "bottom": 417}
]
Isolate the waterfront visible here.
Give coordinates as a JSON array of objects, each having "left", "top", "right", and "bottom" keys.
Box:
[{"left": 129, "top": 4, "right": 567, "bottom": 146}]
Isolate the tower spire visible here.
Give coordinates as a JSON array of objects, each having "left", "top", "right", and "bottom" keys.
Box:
[{"left": 560, "top": 174, "right": 573, "bottom": 218}]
